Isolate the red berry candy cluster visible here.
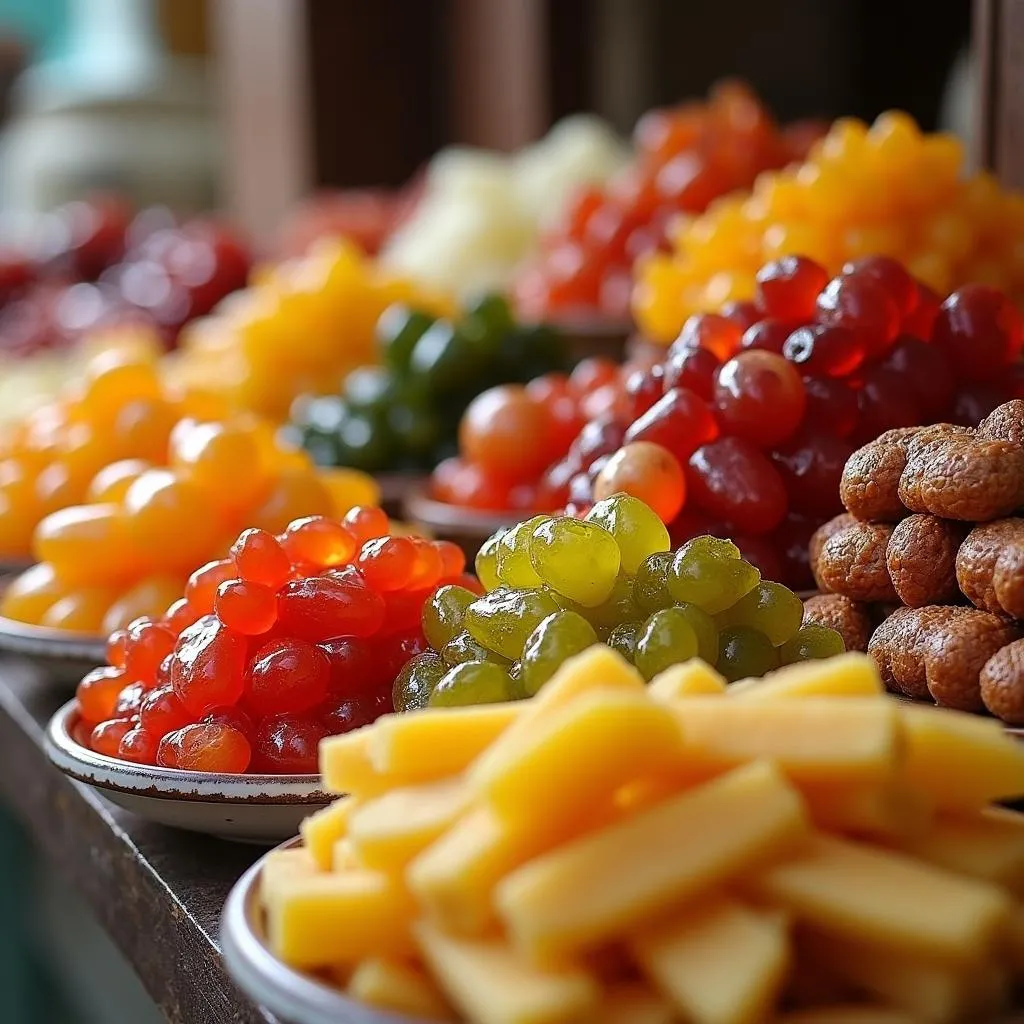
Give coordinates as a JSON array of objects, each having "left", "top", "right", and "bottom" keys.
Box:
[
  {"left": 549, "top": 256, "right": 1024, "bottom": 589},
  {"left": 0, "top": 198, "right": 249, "bottom": 357},
  {"left": 514, "top": 82, "right": 824, "bottom": 322},
  {"left": 429, "top": 353, "right": 659, "bottom": 513},
  {"left": 73, "top": 507, "right": 479, "bottom": 774}
]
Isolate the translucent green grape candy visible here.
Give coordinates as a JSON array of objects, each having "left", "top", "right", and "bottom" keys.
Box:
[
  {"left": 428, "top": 661, "right": 516, "bottom": 707},
  {"left": 674, "top": 602, "right": 718, "bottom": 665},
  {"left": 635, "top": 551, "right": 675, "bottom": 613},
  {"left": 475, "top": 531, "right": 503, "bottom": 592},
  {"left": 585, "top": 574, "right": 642, "bottom": 637},
  {"left": 441, "top": 631, "right": 511, "bottom": 668},
  {"left": 718, "top": 626, "right": 780, "bottom": 683},
  {"left": 529, "top": 517, "right": 621, "bottom": 607},
  {"left": 779, "top": 624, "right": 846, "bottom": 665},
  {"left": 393, "top": 653, "right": 447, "bottom": 712},
  {"left": 584, "top": 493, "right": 671, "bottom": 575},
  {"left": 463, "top": 588, "right": 561, "bottom": 661},
  {"left": 422, "top": 585, "right": 477, "bottom": 650},
  {"left": 667, "top": 537, "right": 760, "bottom": 614},
  {"left": 520, "top": 610, "right": 599, "bottom": 697},
  {"left": 496, "top": 515, "right": 550, "bottom": 588},
  {"left": 607, "top": 622, "right": 641, "bottom": 661},
  {"left": 717, "top": 581, "right": 804, "bottom": 646},
  {"left": 634, "top": 608, "right": 700, "bottom": 681}
]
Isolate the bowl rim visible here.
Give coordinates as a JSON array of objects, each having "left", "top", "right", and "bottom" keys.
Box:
[
  {"left": 46, "top": 699, "right": 327, "bottom": 803},
  {"left": 221, "top": 838, "right": 422, "bottom": 1024},
  {"left": 404, "top": 487, "right": 535, "bottom": 537},
  {"left": 0, "top": 609, "right": 106, "bottom": 658}
]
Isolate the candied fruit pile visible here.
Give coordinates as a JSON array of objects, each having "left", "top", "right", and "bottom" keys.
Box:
[
  {"left": 261, "top": 647, "right": 1024, "bottom": 1024},
  {"left": 72, "top": 509, "right": 477, "bottom": 773},
  {"left": 549, "top": 256, "right": 1024, "bottom": 588},
  {"left": 515, "top": 81, "right": 824, "bottom": 323},
  {"left": 397, "top": 493, "right": 842, "bottom": 712},
  {"left": 0, "top": 415, "right": 379, "bottom": 635},
  {"left": 171, "top": 237, "right": 454, "bottom": 421},
  {"left": 287, "top": 294, "right": 569, "bottom": 473},
  {"left": 805, "top": 400, "right": 1024, "bottom": 723},
  {"left": 635, "top": 111, "right": 1024, "bottom": 342}
]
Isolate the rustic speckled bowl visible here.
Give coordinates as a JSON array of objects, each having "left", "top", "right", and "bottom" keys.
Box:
[
  {"left": 46, "top": 700, "right": 330, "bottom": 843},
  {"left": 0, "top": 611, "right": 106, "bottom": 683}
]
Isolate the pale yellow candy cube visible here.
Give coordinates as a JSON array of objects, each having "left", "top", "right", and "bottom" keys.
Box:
[
  {"left": 648, "top": 660, "right": 727, "bottom": 700},
  {"left": 300, "top": 797, "right": 358, "bottom": 870},
  {"left": 729, "top": 653, "right": 883, "bottom": 700},
  {"left": 347, "top": 957, "right": 452, "bottom": 1021}
]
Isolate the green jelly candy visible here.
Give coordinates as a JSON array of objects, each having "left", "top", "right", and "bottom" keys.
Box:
[
  {"left": 520, "top": 610, "right": 599, "bottom": 697},
  {"left": 717, "top": 581, "right": 804, "bottom": 646},
  {"left": 674, "top": 601, "right": 718, "bottom": 666},
  {"left": 634, "top": 607, "right": 700, "bottom": 681},
  {"left": 428, "top": 661, "right": 515, "bottom": 707},
  {"left": 441, "top": 631, "right": 510, "bottom": 668},
  {"left": 463, "top": 588, "right": 561, "bottom": 661},
  {"left": 496, "top": 515, "right": 550, "bottom": 588},
  {"left": 584, "top": 493, "right": 671, "bottom": 574},
  {"left": 376, "top": 304, "right": 435, "bottom": 372},
  {"left": 634, "top": 551, "right": 675, "bottom": 613},
  {"left": 667, "top": 536, "right": 760, "bottom": 615},
  {"left": 393, "top": 653, "right": 447, "bottom": 712},
  {"left": 607, "top": 621, "right": 641, "bottom": 661},
  {"left": 779, "top": 624, "right": 846, "bottom": 665},
  {"left": 585, "top": 573, "right": 642, "bottom": 637},
  {"left": 475, "top": 531, "right": 504, "bottom": 591},
  {"left": 463, "top": 293, "right": 515, "bottom": 341},
  {"left": 718, "top": 625, "right": 780, "bottom": 683},
  {"left": 530, "top": 517, "right": 621, "bottom": 607},
  {"left": 422, "top": 584, "right": 476, "bottom": 650}
]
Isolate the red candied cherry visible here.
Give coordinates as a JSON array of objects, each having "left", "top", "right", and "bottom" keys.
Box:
[
  {"left": 801, "top": 376, "right": 859, "bottom": 438},
  {"left": 405, "top": 539, "right": 445, "bottom": 591},
  {"left": 593, "top": 441, "right": 686, "bottom": 523},
  {"left": 89, "top": 719, "right": 134, "bottom": 757},
  {"left": 123, "top": 617, "right": 176, "bottom": 685},
  {"left": 170, "top": 614, "right": 248, "bottom": 717},
  {"left": 430, "top": 458, "right": 514, "bottom": 511},
  {"left": 106, "top": 628, "right": 128, "bottom": 669},
  {"left": 459, "top": 385, "right": 553, "bottom": 483},
  {"left": 247, "top": 638, "right": 330, "bottom": 717},
  {"left": 379, "top": 630, "right": 429, "bottom": 681},
  {"left": 185, "top": 558, "right": 237, "bottom": 615},
  {"left": 902, "top": 282, "right": 941, "bottom": 339},
  {"left": 325, "top": 563, "right": 367, "bottom": 588},
  {"left": 853, "top": 366, "right": 923, "bottom": 445},
  {"left": 214, "top": 578, "right": 278, "bottom": 635},
  {"left": 525, "top": 373, "right": 583, "bottom": 454},
  {"left": 164, "top": 597, "right": 201, "bottom": 636},
  {"left": 730, "top": 534, "right": 786, "bottom": 587},
  {"left": 118, "top": 726, "right": 159, "bottom": 765},
  {"left": 667, "top": 507, "right": 718, "bottom": 548},
  {"left": 932, "top": 283, "right": 1023, "bottom": 382},
  {"left": 568, "top": 415, "right": 627, "bottom": 472},
  {"left": 280, "top": 515, "right": 356, "bottom": 569},
  {"left": 157, "top": 723, "right": 251, "bottom": 773},
  {"left": 277, "top": 576, "right": 386, "bottom": 641},
  {"left": 77, "top": 666, "right": 127, "bottom": 723},
  {"left": 624, "top": 387, "right": 719, "bottom": 463},
  {"left": 155, "top": 653, "right": 173, "bottom": 687},
  {"left": 139, "top": 682, "right": 192, "bottom": 739},
  {"left": 755, "top": 255, "right": 829, "bottom": 321},
  {"left": 879, "top": 336, "right": 955, "bottom": 420},
  {"left": 770, "top": 430, "right": 853, "bottom": 519},
  {"left": 769, "top": 513, "right": 817, "bottom": 591},
  {"left": 620, "top": 364, "right": 666, "bottom": 421},
  {"left": 816, "top": 273, "right": 900, "bottom": 357},
  {"left": 321, "top": 694, "right": 391, "bottom": 735},
  {"left": 676, "top": 313, "right": 742, "bottom": 360},
  {"left": 201, "top": 705, "right": 255, "bottom": 738},
  {"left": 113, "top": 681, "right": 146, "bottom": 719},
  {"left": 252, "top": 714, "right": 328, "bottom": 774},
  {"left": 342, "top": 505, "right": 390, "bottom": 545},
  {"left": 842, "top": 256, "right": 917, "bottom": 317},
  {"left": 230, "top": 529, "right": 292, "bottom": 589},
  {"left": 356, "top": 536, "right": 417, "bottom": 591},
  {"left": 379, "top": 586, "right": 435, "bottom": 636},
  {"left": 663, "top": 340, "right": 720, "bottom": 400},
  {"left": 952, "top": 383, "right": 1010, "bottom": 426},
  {"left": 319, "top": 636, "right": 390, "bottom": 699},
  {"left": 739, "top": 319, "right": 795, "bottom": 355},
  {"left": 713, "top": 351, "right": 806, "bottom": 448},
  {"left": 782, "top": 324, "right": 864, "bottom": 378},
  {"left": 434, "top": 540, "right": 465, "bottom": 578},
  {"left": 687, "top": 437, "right": 788, "bottom": 535},
  {"left": 720, "top": 300, "right": 760, "bottom": 333},
  {"left": 568, "top": 357, "right": 621, "bottom": 397},
  {"left": 536, "top": 458, "right": 574, "bottom": 508}
]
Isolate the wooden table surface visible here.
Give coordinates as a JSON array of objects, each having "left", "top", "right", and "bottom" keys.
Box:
[{"left": 0, "top": 656, "right": 271, "bottom": 1024}]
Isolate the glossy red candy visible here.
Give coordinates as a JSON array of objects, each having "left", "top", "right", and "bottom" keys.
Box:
[
  {"left": 89, "top": 718, "right": 134, "bottom": 757},
  {"left": 106, "top": 629, "right": 128, "bottom": 669},
  {"left": 281, "top": 516, "right": 357, "bottom": 569},
  {"left": 320, "top": 694, "right": 390, "bottom": 735},
  {"left": 318, "top": 636, "right": 388, "bottom": 699},
  {"left": 932, "top": 283, "right": 1023, "bottom": 382},
  {"left": 854, "top": 366, "right": 923, "bottom": 444},
  {"left": 341, "top": 505, "right": 390, "bottom": 545},
  {"left": 355, "top": 536, "right": 418, "bottom": 592},
  {"left": 676, "top": 313, "right": 742, "bottom": 360},
  {"left": 185, "top": 558, "right": 237, "bottom": 615},
  {"left": 123, "top": 617, "right": 176, "bottom": 684},
  {"left": 843, "top": 256, "right": 917, "bottom": 317},
  {"left": 816, "top": 273, "right": 900, "bottom": 358},
  {"left": 405, "top": 539, "right": 445, "bottom": 591},
  {"left": 201, "top": 705, "right": 256, "bottom": 741},
  {"left": 164, "top": 597, "right": 201, "bottom": 635},
  {"left": 170, "top": 614, "right": 248, "bottom": 717},
  {"left": 880, "top": 336, "right": 955, "bottom": 420},
  {"left": 662, "top": 341, "right": 720, "bottom": 400},
  {"left": 77, "top": 666, "right": 127, "bottom": 723},
  {"left": 801, "top": 376, "right": 859, "bottom": 438},
  {"left": 276, "top": 577, "right": 386, "bottom": 641},
  {"left": 782, "top": 324, "right": 864, "bottom": 378},
  {"left": 138, "top": 682, "right": 192, "bottom": 739},
  {"left": 713, "top": 351, "right": 805, "bottom": 448},
  {"left": 755, "top": 255, "right": 828, "bottom": 321},
  {"left": 624, "top": 387, "right": 719, "bottom": 463},
  {"left": 247, "top": 638, "right": 330, "bottom": 717},
  {"left": 214, "top": 578, "right": 278, "bottom": 635},
  {"left": 568, "top": 416, "right": 627, "bottom": 472},
  {"left": 252, "top": 714, "right": 328, "bottom": 774},
  {"left": 157, "top": 723, "right": 251, "bottom": 773},
  {"left": 230, "top": 528, "right": 292, "bottom": 589},
  {"left": 118, "top": 726, "right": 159, "bottom": 764},
  {"left": 770, "top": 430, "right": 853, "bottom": 519},
  {"left": 113, "top": 681, "right": 146, "bottom": 719},
  {"left": 739, "top": 319, "right": 794, "bottom": 355}
]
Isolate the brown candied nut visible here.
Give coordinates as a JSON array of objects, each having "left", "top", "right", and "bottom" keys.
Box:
[
  {"left": 924, "top": 611, "right": 1021, "bottom": 712},
  {"left": 808, "top": 513, "right": 856, "bottom": 593},
  {"left": 902, "top": 437, "right": 1024, "bottom": 522},
  {"left": 895, "top": 426, "right": 974, "bottom": 514},
  {"left": 885, "top": 514, "right": 966, "bottom": 608},
  {"left": 980, "top": 639, "right": 1024, "bottom": 724},
  {"left": 979, "top": 399, "right": 1024, "bottom": 445},
  {"left": 994, "top": 545, "right": 1024, "bottom": 619},
  {"left": 816, "top": 521, "right": 898, "bottom": 603},
  {"left": 955, "top": 518, "right": 1024, "bottom": 614},
  {"left": 801, "top": 594, "right": 873, "bottom": 653},
  {"left": 903, "top": 422, "right": 973, "bottom": 457},
  {"left": 839, "top": 436, "right": 911, "bottom": 523}
]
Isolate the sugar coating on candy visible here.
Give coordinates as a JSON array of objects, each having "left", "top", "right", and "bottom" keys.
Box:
[
  {"left": 816, "top": 521, "right": 898, "bottom": 603},
  {"left": 955, "top": 519, "right": 1024, "bottom": 615},
  {"left": 808, "top": 514, "right": 857, "bottom": 593},
  {"left": 801, "top": 594, "right": 873, "bottom": 654},
  {"left": 980, "top": 639, "right": 1024, "bottom": 723},
  {"left": 979, "top": 399, "right": 1024, "bottom": 445},
  {"left": 885, "top": 514, "right": 966, "bottom": 608}
]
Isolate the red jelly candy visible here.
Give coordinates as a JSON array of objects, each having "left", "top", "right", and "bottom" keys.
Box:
[
  {"left": 770, "top": 430, "right": 853, "bottom": 519},
  {"left": 903, "top": 282, "right": 941, "bottom": 339},
  {"left": 164, "top": 597, "right": 201, "bottom": 636},
  {"left": 342, "top": 506, "right": 390, "bottom": 545},
  {"left": 157, "top": 723, "right": 251, "bottom": 773},
  {"left": 405, "top": 539, "right": 445, "bottom": 591},
  {"left": 816, "top": 274, "right": 900, "bottom": 358},
  {"left": 185, "top": 558, "right": 237, "bottom": 614},
  {"left": 252, "top": 714, "right": 328, "bottom": 774},
  {"left": 801, "top": 376, "right": 859, "bottom": 438},
  {"left": 568, "top": 416, "right": 627, "bottom": 472},
  {"left": 880, "top": 336, "right": 955, "bottom": 420},
  {"left": 739, "top": 319, "right": 794, "bottom": 355},
  {"left": 620, "top": 365, "right": 666, "bottom": 421},
  {"left": 106, "top": 629, "right": 129, "bottom": 669},
  {"left": 118, "top": 726, "right": 159, "bottom": 765},
  {"left": 356, "top": 536, "right": 417, "bottom": 592},
  {"left": 755, "top": 255, "right": 828, "bottom": 321},
  {"left": 782, "top": 324, "right": 864, "bottom": 378},
  {"left": 201, "top": 705, "right": 255, "bottom": 738},
  {"left": 713, "top": 351, "right": 805, "bottom": 448},
  {"left": 247, "top": 638, "right": 331, "bottom": 717},
  {"left": 89, "top": 718, "right": 133, "bottom": 757},
  {"left": 123, "top": 617, "right": 176, "bottom": 685},
  {"left": 676, "top": 312, "right": 742, "bottom": 360},
  {"left": 230, "top": 528, "right": 292, "bottom": 589},
  {"left": 214, "top": 578, "right": 278, "bottom": 635},
  {"left": 854, "top": 366, "right": 923, "bottom": 444},
  {"left": 77, "top": 666, "right": 127, "bottom": 723},
  {"left": 434, "top": 541, "right": 466, "bottom": 578},
  {"left": 170, "top": 615, "right": 248, "bottom": 718},
  {"left": 721, "top": 300, "right": 760, "bottom": 333},
  {"left": 318, "top": 637, "right": 388, "bottom": 698},
  {"left": 843, "top": 256, "right": 917, "bottom": 317},
  {"left": 281, "top": 516, "right": 357, "bottom": 569},
  {"left": 932, "top": 283, "right": 1023, "bottom": 382},
  {"left": 663, "top": 341, "right": 720, "bottom": 401},
  {"left": 113, "top": 681, "right": 146, "bottom": 719},
  {"left": 277, "top": 576, "right": 385, "bottom": 641},
  {"left": 320, "top": 694, "right": 390, "bottom": 735},
  {"left": 624, "top": 387, "right": 719, "bottom": 463},
  {"left": 139, "top": 682, "right": 192, "bottom": 739}
]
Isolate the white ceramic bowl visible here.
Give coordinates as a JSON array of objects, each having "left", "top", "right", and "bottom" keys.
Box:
[
  {"left": 0, "top": 612, "right": 106, "bottom": 682},
  {"left": 46, "top": 700, "right": 330, "bottom": 843},
  {"left": 222, "top": 839, "right": 423, "bottom": 1024}
]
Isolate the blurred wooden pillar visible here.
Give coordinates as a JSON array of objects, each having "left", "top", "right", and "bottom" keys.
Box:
[{"left": 974, "top": 0, "right": 1024, "bottom": 186}]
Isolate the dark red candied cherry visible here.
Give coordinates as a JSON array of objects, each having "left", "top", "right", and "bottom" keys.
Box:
[
  {"left": 851, "top": 365, "right": 923, "bottom": 446},
  {"left": 754, "top": 255, "right": 829, "bottom": 321},
  {"left": 568, "top": 415, "right": 627, "bottom": 471},
  {"left": 720, "top": 299, "right": 761, "bottom": 334},
  {"left": 624, "top": 387, "right": 720, "bottom": 463},
  {"left": 170, "top": 615, "right": 249, "bottom": 718},
  {"left": 666, "top": 506, "right": 719, "bottom": 548},
  {"left": 686, "top": 437, "right": 788, "bottom": 536},
  {"left": 713, "top": 351, "right": 806, "bottom": 448},
  {"left": 730, "top": 534, "right": 786, "bottom": 587},
  {"left": 251, "top": 713, "right": 329, "bottom": 774},
  {"left": 768, "top": 513, "right": 818, "bottom": 591},
  {"left": 535, "top": 458, "right": 574, "bottom": 508},
  {"left": 277, "top": 576, "right": 386, "bottom": 641},
  {"left": 202, "top": 705, "right": 256, "bottom": 741},
  {"left": 559, "top": 185, "right": 605, "bottom": 244},
  {"left": 842, "top": 256, "right": 917, "bottom": 318},
  {"left": 800, "top": 376, "right": 859, "bottom": 439},
  {"left": 319, "top": 636, "right": 391, "bottom": 700},
  {"left": 675, "top": 312, "right": 742, "bottom": 361},
  {"left": 620, "top": 364, "right": 666, "bottom": 421},
  {"left": 952, "top": 382, "right": 1012, "bottom": 426},
  {"left": 118, "top": 726, "right": 159, "bottom": 765},
  {"left": 770, "top": 429, "right": 854, "bottom": 519},
  {"left": 931, "top": 283, "right": 1023, "bottom": 382},
  {"left": 782, "top": 323, "right": 864, "bottom": 378},
  {"left": 138, "top": 682, "right": 192, "bottom": 740},
  {"left": 902, "top": 282, "right": 941, "bottom": 340},
  {"left": 246, "top": 637, "right": 331, "bottom": 717},
  {"left": 815, "top": 273, "right": 900, "bottom": 358},
  {"left": 878, "top": 335, "right": 955, "bottom": 420},
  {"left": 567, "top": 356, "right": 620, "bottom": 397},
  {"left": 525, "top": 374, "right": 583, "bottom": 455},
  {"left": 662, "top": 341, "right": 720, "bottom": 401},
  {"left": 320, "top": 694, "right": 391, "bottom": 736},
  {"left": 739, "top": 318, "right": 795, "bottom": 354}
]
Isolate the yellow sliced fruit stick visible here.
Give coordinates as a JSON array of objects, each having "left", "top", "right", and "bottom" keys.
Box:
[
  {"left": 728, "top": 652, "right": 883, "bottom": 700},
  {"left": 300, "top": 797, "right": 358, "bottom": 870},
  {"left": 347, "top": 957, "right": 452, "bottom": 1021},
  {"left": 648, "top": 660, "right": 727, "bottom": 700}
]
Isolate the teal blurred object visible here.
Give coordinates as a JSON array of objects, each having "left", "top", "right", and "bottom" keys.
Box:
[{"left": 0, "top": 0, "right": 70, "bottom": 58}]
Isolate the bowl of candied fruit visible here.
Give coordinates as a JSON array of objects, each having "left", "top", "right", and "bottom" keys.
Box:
[{"left": 45, "top": 507, "right": 477, "bottom": 841}]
